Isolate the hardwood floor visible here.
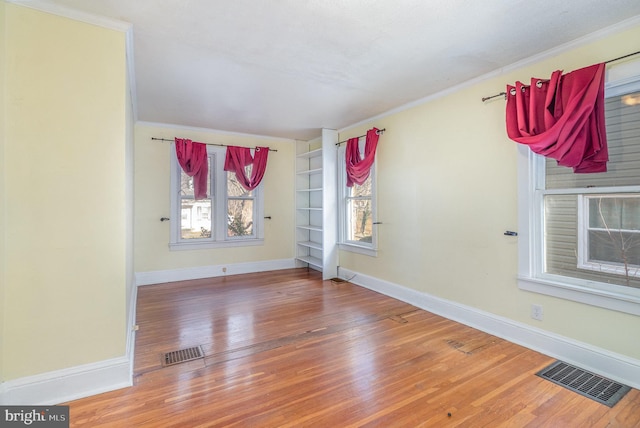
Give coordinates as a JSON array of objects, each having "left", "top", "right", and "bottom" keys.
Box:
[{"left": 65, "top": 268, "right": 640, "bottom": 427}]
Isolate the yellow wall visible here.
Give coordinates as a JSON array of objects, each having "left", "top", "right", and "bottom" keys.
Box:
[
  {"left": 2, "top": 0, "right": 637, "bottom": 389},
  {"left": 339, "top": 24, "right": 640, "bottom": 360},
  {"left": 124, "top": 44, "right": 136, "bottom": 358},
  {"left": 3, "top": 5, "right": 128, "bottom": 379},
  {"left": 0, "top": 0, "right": 7, "bottom": 384},
  {"left": 134, "top": 123, "right": 295, "bottom": 272}
]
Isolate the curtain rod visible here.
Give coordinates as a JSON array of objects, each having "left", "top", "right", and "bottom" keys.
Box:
[
  {"left": 151, "top": 137, "right": 277, "bottom": 152},
  {"left": 335, "top": 128, "right": 386, "bottom": 146},
  {"left": 480, "top": 49, "right": 640, "bottom": 102}
]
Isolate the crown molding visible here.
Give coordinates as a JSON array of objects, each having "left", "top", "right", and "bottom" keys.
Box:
[
  {"left": 136, "top": 121, "right": 297, "bottom": 143},
  {"left": 340, "top": 14, "right": 640, "bottom": 134}
]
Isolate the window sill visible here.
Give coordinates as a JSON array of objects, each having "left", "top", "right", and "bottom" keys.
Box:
[
  {"left": 339, "top": 242, "right": 377, "bottom": 257},
  {"left": 518, "top": 274, "right": 640, "bottom": 316},
  {"left": 169, "top": 238, "right": 264, "bottom": 251}
]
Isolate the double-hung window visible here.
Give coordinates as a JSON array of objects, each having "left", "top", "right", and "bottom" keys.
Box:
[
  {"left": 338, "top": 138, "right": 378, "bottom": 256},
  {"left": 170, "top": 145, "right": 263, "bottom": 250},
  {"left": 518, "top": 59, "right": 640, "bottom": 314}
]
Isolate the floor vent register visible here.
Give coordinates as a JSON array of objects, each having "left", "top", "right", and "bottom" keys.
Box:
[{"left": 537, "top": 360, "right": 630, "bottom": 407}]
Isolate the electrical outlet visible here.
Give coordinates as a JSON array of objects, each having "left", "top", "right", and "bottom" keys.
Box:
[
  {"left": 531, "top": 304, "right": 544, "bottom": 321},
  {"left": 222, "top": 267, "right": 227, "bottom": 273}
]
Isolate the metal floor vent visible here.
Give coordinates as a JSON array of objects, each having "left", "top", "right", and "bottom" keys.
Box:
[
  {"left": 537, "top": 361, "right": 631, "bottom": 407},
  {"left": 162, "top": 346, "right": 204, "bottom": 367}
]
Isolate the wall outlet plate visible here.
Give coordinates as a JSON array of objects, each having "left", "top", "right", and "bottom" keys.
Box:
[{"left": 531, "top": 304, "right": 544, "bottom": 321}]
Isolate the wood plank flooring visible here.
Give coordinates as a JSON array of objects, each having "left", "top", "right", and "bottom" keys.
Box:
[{"left": 64, "top": 268, "right": 640, "bottom": 427}]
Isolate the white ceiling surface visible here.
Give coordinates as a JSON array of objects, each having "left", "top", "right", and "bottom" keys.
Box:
[{"left": 37, "top": 0, "right": 640, "bottom": 140}]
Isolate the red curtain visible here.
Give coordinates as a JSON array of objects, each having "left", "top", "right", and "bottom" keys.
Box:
[
  {"left": 346, "top": 128, "right": 380, "bottom": 187},
  {"left": 506, "top": 62, "right": 608, "bottom": 173},
  {"left": 175, "top": 138, "right": 209, "bottom": 199},
  {"left": 224, "top": 146, "right": 269, "bottom": 191}
]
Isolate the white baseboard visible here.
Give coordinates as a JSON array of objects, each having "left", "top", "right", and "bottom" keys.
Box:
[
  {"left": 0, "top": 261, "right": 296, "bottom": 405},
  {"left": 135, "top": 258, "right": 297, "bottom": 286},
  {"left": 0, "top": 357, "right": 132, "bottom": 405},
  {"left": 0, "top": 275, "right": 139, "bottom": 406},
  {"left": 338, "top": 267, "right": 640, "bottom": 390}
]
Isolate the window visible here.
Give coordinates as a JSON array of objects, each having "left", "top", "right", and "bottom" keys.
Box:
[
  {"left": 577, "top": 195, "right": 640, "bottom": 280},
  {"left": 338, "top": 138, "right": 377, "bottom": 256},
  {"left": 170, "top": 145, "right": 263, "bottom": 250},
  {"left": 518, "top": 60, "right": 640, "bottom": 314},
  {"left": 226, "top": 171, "right": 257, "bottom": 238}
]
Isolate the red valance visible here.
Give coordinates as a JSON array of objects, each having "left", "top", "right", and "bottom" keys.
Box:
[
  {"left": 175, "top": 138, "right": 208, "bottom": 199},
  {"left": 224, "top": 146, "right": 269, "bottom": 191},
  {"left": 506, "top": 63, "right": 608, "bottom": 173},
  {"left": 346, "top": 128, "right": 380, "bottom": 187}
]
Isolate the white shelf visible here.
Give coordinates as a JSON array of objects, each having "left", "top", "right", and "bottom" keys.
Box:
[
  {"left": 297, "top": 168, "right": 323, "bottom": 175},
  {"left": 297, "top": 241, "right": 323, "bottom": 251},
  {"left": 296, "top": 148, "right": 323, "bottom": 159},
  {"left": 297, "top": 224, "right": 323, "bottom": 232},
  {"left": 296, "top": 255, "right": 323, "bottom": 269},
  {"left": 295, "top": 130, "right": 338, "bottom": 279}
]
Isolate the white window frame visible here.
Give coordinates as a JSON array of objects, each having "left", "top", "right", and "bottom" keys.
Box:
[
  {"left": 517, "top": 61, "right": 640, "bottom": 315},
  {"left": 169, "top": 145, "right": 264, "bottom": 250},
  {"left": 577, "top": 194, "right": 640, "bottom": 277},
  {"left": 337, "top": 139, "right": 378, "bottom": 257}
]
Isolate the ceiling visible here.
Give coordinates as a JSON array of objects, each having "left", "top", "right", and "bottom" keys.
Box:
[{"left": 34, "top": 0, "right": 640, "bottom": 140}]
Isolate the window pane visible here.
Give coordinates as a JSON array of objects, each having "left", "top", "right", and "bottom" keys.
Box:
[
  {"left": 543, "top": 194, "right": 640, "bottom": 286},
  {"left": 588, "top": 197, "right": 640, "bottom": 230},
  {"left": 588, "top": 230, "right": 640, "bottom": 266},
  {"left": 227, "top": 171, "right": 253, "bottom": 197},
  {"left": 347, "top": 198, "right": 373, "bottom": 243},
  {"left": 544, "top": 194, "right": 578, "bottom": 275},
  {"left": 181, "top": 198, "right": 212, "bottom": 239},
  {"left": 181, "top": 173, "right": 194, "bottom": 197},
  {"left": 228, "top": 199, "right": 254, "bottom": 237},
  {"left": 546, "top": 91, "right": 640, "bottom": 189},
  {"left": 181, "top": 170, "right": 210, "bottom": 198},
  {"left": 349, "top": 174, "right": 372, "bottom": 198}
]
